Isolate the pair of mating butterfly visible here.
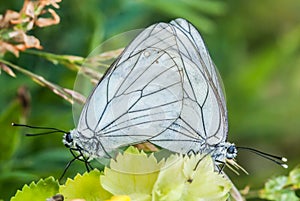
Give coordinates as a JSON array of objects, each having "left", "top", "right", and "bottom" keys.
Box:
[{"left": 14, "top": 18, "right": 287, "bottom": 175}]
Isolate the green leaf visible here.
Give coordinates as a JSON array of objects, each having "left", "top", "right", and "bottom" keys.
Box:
[
  {"left": 0, "top": 100, "right": 23, "bottom": 161},
  {"left": 101, "top": 147, "right": 231, "bottom": 200},
  {"left": 182, "top": 155, "right": 231, "bottom": 200},
  {"left": 101, "top": 147, "right": 161, "bottom": 201},
  {"left": 153, "top": 154, "right": 231, "bottom": 201},
  {"left": 109, "top": 146, "right": 164, "bottom": 174},
  {"left": 265, "top": 176, "right": 288, "bottom": 192},
  {"left": 152, "top": 155, "right": 185, "bottom": 201},
  {"left": 10, "top": 177, "right": 59, "bottom": 201},
  {"left": 260, "top": 165, "right": 300, "bottom": 201},
  {"left": 59, "top": 169, "right": 111, "bottom": 201},
  {"left": 288, "top": 166, "right": 300, "bottom": 188}
]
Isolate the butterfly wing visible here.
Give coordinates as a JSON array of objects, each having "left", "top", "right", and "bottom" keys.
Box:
[
  {"left": 149, "top": 18, "right": 228, "bottom": 154},
  {"left": 73, "top": 22, "right": 185, "bottom": 158}
]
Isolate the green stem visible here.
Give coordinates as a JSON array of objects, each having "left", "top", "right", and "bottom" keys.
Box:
[
  {"left": 0, "top": 59, "right": 85, "bottom": 104},
  {"left": 242, "top": 189, "right": 261, "bottom": 200},
  {"left": 25, "top": 49, "right": 83, "bottom": 71}
]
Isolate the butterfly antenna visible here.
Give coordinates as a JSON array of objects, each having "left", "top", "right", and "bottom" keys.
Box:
[
  {"left": 12, "top": 123, "right": 67, "bottom": 136},
  {"left": 237, "top": 146, "right": 288, "bottom": 169},
  {"left": 25, "top": 130, "right": 66, "bottom": 136}
]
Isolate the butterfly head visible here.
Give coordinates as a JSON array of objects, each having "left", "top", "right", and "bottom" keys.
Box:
[
  {"left": 62, "top": 129, "right": 95, "bottom": 159},
  {"left": 211, "top": 142, "right": 237, "bottom": 164},
  {"left": 62, "top": 129, "right": 86, "bottom": 152}
]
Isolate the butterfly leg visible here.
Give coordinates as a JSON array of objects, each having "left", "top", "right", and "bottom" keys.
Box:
[
  {"left": 215, "top": 159, "right": 226, "bottom": 174},
  {"left": 60, "top": 157, "right": 76, "bottom": 181},
  {"left": 69, "top": 147, "right": 93, "bottom": 172}
]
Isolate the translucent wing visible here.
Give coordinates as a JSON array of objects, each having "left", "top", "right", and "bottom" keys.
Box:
[
  {"left": 149, "top": 18, "right": 228, "bottom": 154},
  {"left": 72, "top": 23, "right": 185, "bottom": 158}
]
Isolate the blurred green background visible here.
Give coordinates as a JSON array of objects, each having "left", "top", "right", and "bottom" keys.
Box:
[{"left": 0, "top": 0, "right": 299, "bottom": 200}]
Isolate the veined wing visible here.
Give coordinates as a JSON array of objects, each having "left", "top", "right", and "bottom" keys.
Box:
[
  {"left": 150, "top": 18, "right": 228, "bottom": 154},
  {"left": 73, "top": 22, "right": 185, "bottom": 158}
]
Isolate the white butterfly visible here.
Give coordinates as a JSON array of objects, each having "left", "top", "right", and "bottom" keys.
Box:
[
  {"left": 65, "top": 20, "right": 186, "bottom": 159},
  {"left": 148, "top": 19, "right": 236, "bottom": 164}
]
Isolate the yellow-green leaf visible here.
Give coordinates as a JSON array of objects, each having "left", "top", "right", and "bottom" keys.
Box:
[
  {"left": 59, "top": 169, "right": 111, "bottom": 201},
  {"left": 11, "top": 177, "right": 59, "bottom": 201}
]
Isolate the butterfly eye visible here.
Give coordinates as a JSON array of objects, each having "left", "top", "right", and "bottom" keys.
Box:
[
  {"left": 63, "top": 132, "right": 74, "bottom": 148},
  {"left": 65, "top": 133, "right": 73, "bottom": 143},
  {"left": 226, "top": 145, "right": 237, "bottom": 159}
]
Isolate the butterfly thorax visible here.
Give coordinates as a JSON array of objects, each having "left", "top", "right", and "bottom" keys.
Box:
[{"left": 66, "top": 129, "right": 113, "bottom": 159}]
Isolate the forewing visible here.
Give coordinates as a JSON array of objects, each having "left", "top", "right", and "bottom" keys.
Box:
[
  {"left": 150, "top": 18, "right": 228, "bottom": 153},
  {"left": 74, "top": 23, "right": 184, "bottom": 157}
]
